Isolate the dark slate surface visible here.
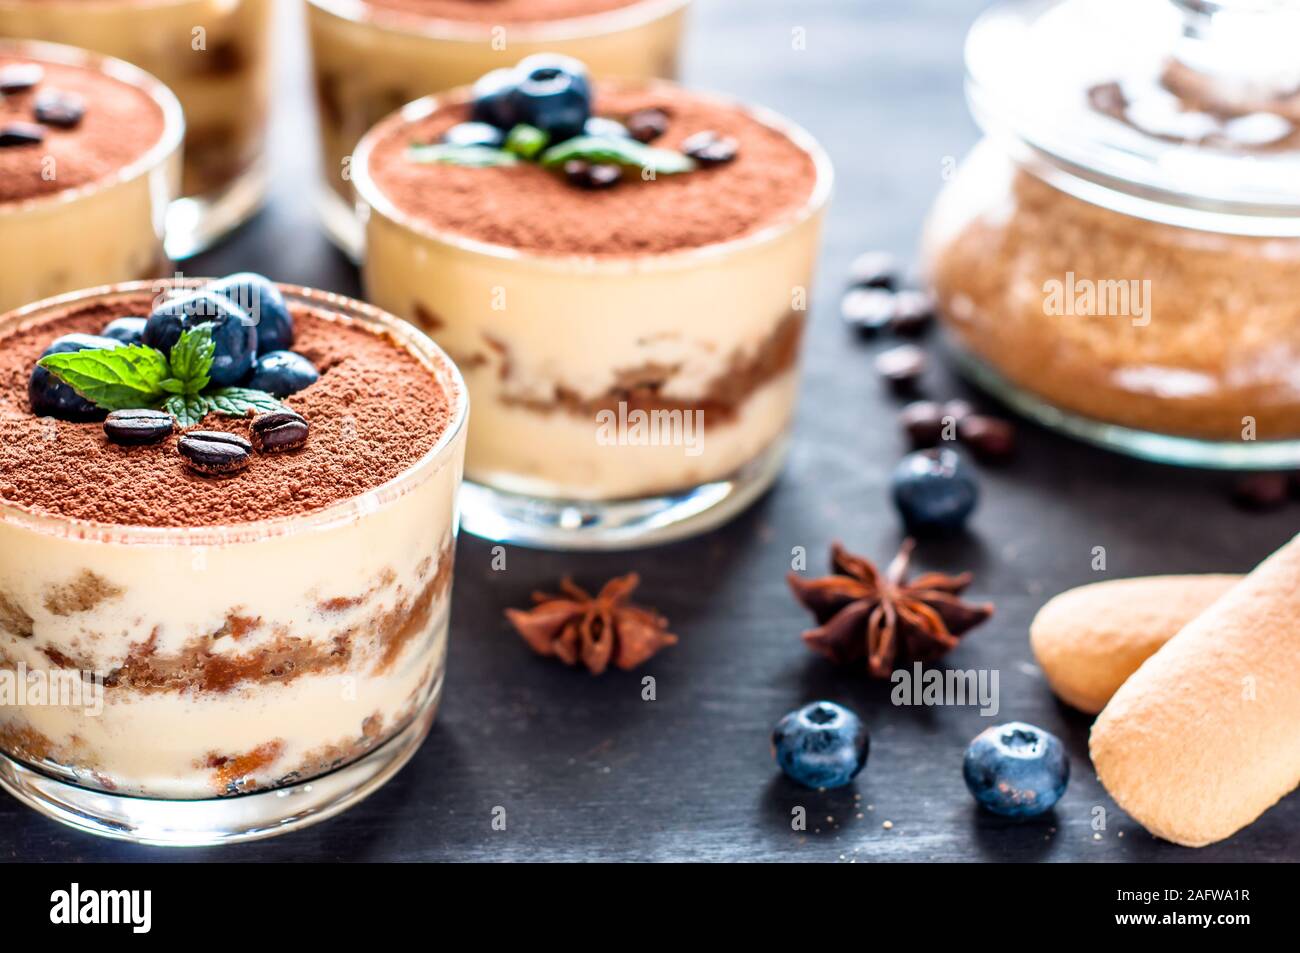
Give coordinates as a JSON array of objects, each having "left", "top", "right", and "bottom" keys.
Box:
[{"left": 3, "top": 0, "right": 1297, "bottom": 862}]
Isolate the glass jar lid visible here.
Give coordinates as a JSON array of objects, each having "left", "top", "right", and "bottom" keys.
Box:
[{"left": 966, "top": 0, "right": 1300, "bottom": 234}]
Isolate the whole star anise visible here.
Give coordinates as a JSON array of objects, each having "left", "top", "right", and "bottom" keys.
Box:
[
  {"left": 505, "top": 573, "right": 678, "bottom": 675},
  {"left": 787, "top": 540, "right": 993, "bottom": 677}
]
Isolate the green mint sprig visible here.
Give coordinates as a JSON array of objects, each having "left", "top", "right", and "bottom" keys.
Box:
[
  {"left": 407, "top": 143, "right": 519, "bottom": 168},
  {"left": 37, "top": 324, "right": 285, "bottom": 429},
  {"left": 407, "top": 126, "right": 695, "bottom": 176},
  {"left": 539, "top": 135, "right": 696, "bottom": 175}
]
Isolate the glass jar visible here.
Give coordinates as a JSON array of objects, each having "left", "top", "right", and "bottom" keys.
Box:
[
  {"left": 0, "top": 282, "right": 468, "bottom": 845},
  {"left": 0, "top": 0, "right": 276, "bottom": 259},
  {"left": 924, "top": 0, "right": 1300, "bottom": 468}
]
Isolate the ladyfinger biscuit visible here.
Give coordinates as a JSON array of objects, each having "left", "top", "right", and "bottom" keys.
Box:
[
  {"left": 1030, "top": 575, "right": 1241, "bottom": 714},
  {"left": 1090, "top": 535, "right": 1300, "bottom": 847}
]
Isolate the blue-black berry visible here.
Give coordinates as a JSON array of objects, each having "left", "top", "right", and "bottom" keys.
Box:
[{"left": 772, "top": 700, "right": 869, "bottom": 789}]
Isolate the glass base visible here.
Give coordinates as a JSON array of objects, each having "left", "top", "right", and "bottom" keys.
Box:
[
  {"left": 0, "top": 673, "right": 441, "bottom": 847},
  {"left": 164, "top": 160, "right": 270, "bottom": 261},
  {"left": 952, "top": 349, "right": 1300, "bottom": 469},
  {"left": 315, "top": 182, "right": 364, "bottom": 264},
  {"left": 459, "top": 437, "right": 788, "bottom": 550}
]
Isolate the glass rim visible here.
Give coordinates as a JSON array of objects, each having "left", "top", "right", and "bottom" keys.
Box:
[
  {"left": 0, "top": 38, "right": 185, "bottom": 216},
  {"left": 0, "top": 280, "right": 469, "bottom": 545},
  {"left": 304, "top": 0, "right": 691, "bottom": 43},
  {"left": 351, "top": 79, "right": 834, "bottom": 271}
]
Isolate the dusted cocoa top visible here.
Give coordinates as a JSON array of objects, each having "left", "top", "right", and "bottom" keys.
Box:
[
  {"left": 0, "top": 55, "right": 166, "bottom": 205},
  {"left": 0, "top": 292, "right": 457, "bottom": 528},
  {"left": 360, "top": 0, "right": 649, "bottom": 24},
  {"left": 366, "top": 84, "right": 821, "bottom": 256}
]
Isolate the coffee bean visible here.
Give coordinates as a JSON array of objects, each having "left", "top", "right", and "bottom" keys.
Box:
[
  {"left": 250, "top": 410, "right": 309, "bottom": 453},
  {"left": 0, "top": 63, "right": 43, "bottom": 94},
  {"left": 33, "top": 89, "right": 85, "bottom": 129},
  {"left": 625, "top": 107, "right": 669, "bottom": 143},
  {"left": 841, "top": 287, "right": 896, "bottom": 335},
  {"left": 889, "top": 289, "right": 936, "bottom": 337},
  {"left": 178, "top": 430, "right": 252, "bottom": 476},
  {"left": 563, "top": 159, "right": 622, "bottom": 190},
  {"left": 104, "top": 408, "right": 174, "bottom": 446},
  {"left": 942, "top": 399, "right": 975, "bottom": 424},
  {"left": 875, "top": 344, "right": 926, "bottom": 392},
  {"left": 846, "top": 251, "right": 900, "bottom": 291},
  {"left": 0, "top": 122, "right": 45, "bottom": 147},
  {"left": 681, "top": 130, "right": 738, "bottom": 166},
  {"left": 1231, "top": 473, "right": 1289, "bottom": 511},
  {"left": 958, "top": 414, "right": 1017, "bottom": 462},
  {"left": 899, "top": 401, "right": 946, "bottom": 448}
]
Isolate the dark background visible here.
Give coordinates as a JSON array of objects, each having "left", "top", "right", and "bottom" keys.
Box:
[{"left": 4, "top": 0, "right": 1298, "bottom": 862}]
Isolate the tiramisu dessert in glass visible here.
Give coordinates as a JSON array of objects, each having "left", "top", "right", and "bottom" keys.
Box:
[
  {"left": 305, "top": 0, "right": 692, "bottom": 254},
  {"left": 353, "top": 55, "right": 830, "bottom": 548},
  {"left": 0, "top": 40, "right": 182, "bottom": 317},
  {"left": 0, "top": 274, "right": 467, "bottom": 845},
  {"left": 0, "top": 0, "right": 275, "bottom": 258}
]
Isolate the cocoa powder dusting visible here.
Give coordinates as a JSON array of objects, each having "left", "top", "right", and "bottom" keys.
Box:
[
  {"left": 0, "top": 292, "right": 455, "bottom": 527},
  {"left": 368, "top": 85, "right": 819, "bottom": 256},
  {"left": 0, "top": 55, "right": 166, "bottom": 205}
]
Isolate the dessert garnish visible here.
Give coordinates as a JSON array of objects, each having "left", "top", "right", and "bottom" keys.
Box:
[
  {"left": 680, "top": 130, "right": 738, "bottom": 166},
  {"left": 891, "top": 448, "right": 979, "bottom": 535},
  {"left": 771, "top": 701, "right": 869, "bottom": 790},
  {"left": 103, "top": 408, "right": 174, "bottom": 446},
  {"left": 250, "top": 410, "right": 309, "bottom": 453},
  {"left": 787, "top": 540, "right": 992, "bottom": 677},
  {"left": 624, "top": 107, "right": 668, "bottom": 143},
  {"left": 33, "top": 89, "right": 85, "bottom": 129},
  {"left": 504, "top": 573, "right": 678, "bottom": 674},
  {"left": 178, "top": 431, "right": 252, "bottom": 476},
  {"left": 0, "top": 122, "right": 44, "bottom": 147},
  {"left": 407, "top": 54, "right": 724, "bottom": 188},
  {"left": 31, "top": 274, "right": 317, "bottom": 429},
  {"left": 0, "top": 63, "right": 43, "bottom": 94}
]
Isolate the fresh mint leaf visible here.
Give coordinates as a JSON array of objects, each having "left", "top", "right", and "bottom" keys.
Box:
[
  {"left": 205, "top": 388, "right": 285, "bottom": 418},
  {"left": 159, "top": 378, "right": 187, "bottom": 395},
  {"left": 38, "top": 346, "right": 169, "bottom": 411},
  {"left": 169, "top": 324, "right": 215, "bottom": 394},
  {"left": 539, "top": 135, "right": 696, "bottom": 174},
  {"left": 407, "top": 143, "right": 519, "bottom": 168},
  {"left": 163, "top": 393, "right": 209, "bottom": 429},
  {"left": 504, "top": 124, "right": 549, "bottom": 160}
]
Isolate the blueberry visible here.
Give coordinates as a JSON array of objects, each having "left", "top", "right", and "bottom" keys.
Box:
[
  {"left": 509, "top": 54, "right": 590, "bottom": 143},
  {"left": 143, "top": 291, "right": 257, "bottom": 388},
  {"left": 583, "top": 116, "right": 630, "bottom": 139},
  {"left": 469, "top": 67, "right": 522, "bottom": 130},
  {"left": 28, "top": 334, "right": 122, "bottom": 421},
  {"left": 207, "top": 273, "right": 294, "bottom": 353},
  {"left": 245, "top": 350, "right": 319, "bottom": 398},
  {"left": 890, "top": 447, "right": 978, "bottom": 535},
  {"left": 100, "top": 316, "right": 147, "bottom": 345},
  {"left": 963, "top": 722, "right": 1069, "bottom": 818},
  {"left": 772, "top": 701, "right": 869, "bottom": 790}
]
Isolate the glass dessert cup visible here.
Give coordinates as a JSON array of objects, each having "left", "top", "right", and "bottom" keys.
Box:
[
  {"left": 923, "top": 0, "right": 1300, "bottom": 469},
  {"left": 0, "top": 282, "right": 469, "bottom": 846},
  {"left": 305, "top": 0, "right": 692, "bottom": 258},
  {"left": 353, "top": 88, "right": 831, "bottom": 551},
  {"left": 0, "top": 40, "right": 183, "bottom": 317},
  {"left": 0, "top": 0, "right": 275, "bottom": 259}
]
